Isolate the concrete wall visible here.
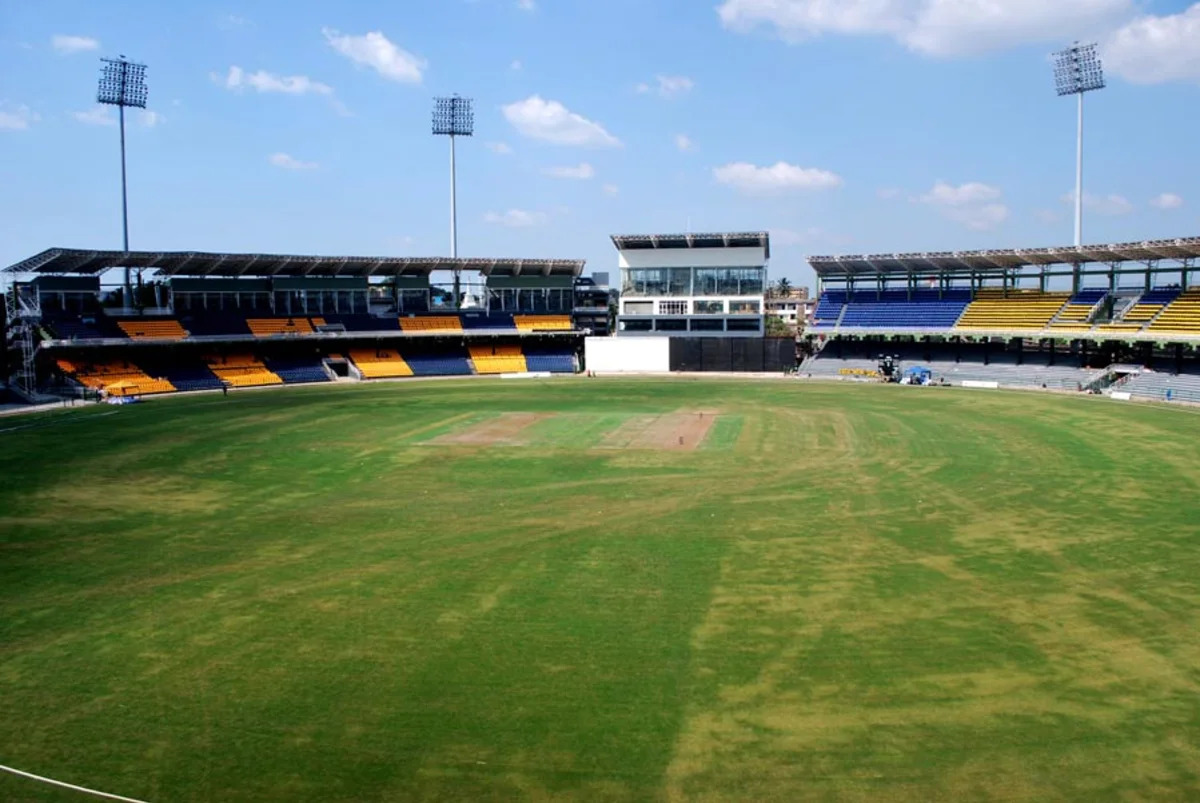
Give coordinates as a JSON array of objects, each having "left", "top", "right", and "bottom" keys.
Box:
[
  {"left": 617, "top": 246, "right": 766, "bottom": 269},
  {"left": 584, "top": 336, "right": 670, "bottom": 373}
]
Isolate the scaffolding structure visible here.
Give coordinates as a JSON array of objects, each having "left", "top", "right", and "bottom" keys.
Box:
[{"left": 5, "top": 279, "right": 41, "bottom": 400}]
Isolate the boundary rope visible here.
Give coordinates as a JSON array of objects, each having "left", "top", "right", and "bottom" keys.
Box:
[{"left": 0, "top": 763, "right": 150, "bottom": 803}]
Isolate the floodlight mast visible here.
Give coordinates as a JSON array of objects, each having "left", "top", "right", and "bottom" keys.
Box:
[
  {"left": 432, "top": 95, "right": 474, "bottom": 308},
  {"left": 1052, "top": 42, "right": 1105, "bottom": 247},
  {"left": 97, "top": 55, "right": 148, "bottom": 309}
]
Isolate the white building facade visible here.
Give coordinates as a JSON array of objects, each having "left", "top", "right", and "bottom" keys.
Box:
[{"left": 611, "top": 232, "right": 769, "bottom": 337}]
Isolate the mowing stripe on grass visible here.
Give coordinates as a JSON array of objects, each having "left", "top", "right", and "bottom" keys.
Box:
[{"left": 699, "top": 414, "right": 743, "bottom": 450}]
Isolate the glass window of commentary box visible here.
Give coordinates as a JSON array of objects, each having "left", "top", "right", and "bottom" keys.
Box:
[
  {"left": 624, "top": 301, "right": 653, "bottom": 315},
  {"left": 659, "top": 300, "right": 688, "bottom": 315},
  {"left": 727, "top": 318, "right": 762, "bottom": 331},
  {"left": 693, "top": 268, "right": 764, "bottom": 297},
  {"left": 655, "top": 318, "right": 687, "bottom": 331},
  {"left": 729, "top": 300, "right": 761, "bottom": 315},
  {"left": 621, "top": 268, "right": 691, "bottom": 297},
  {"left": 621, "top": 319, "right": 653, "bottom": 332},
  {"left": 690, "top": 318, "right": 724, "bottom": 331},
  {"left": 693, "top": 300, "right": 725, "bottom": 315}
]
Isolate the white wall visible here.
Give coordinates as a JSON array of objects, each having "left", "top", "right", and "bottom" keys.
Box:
[
  {"left": 584, "top": 336, "right": 670, "bottom": 373},
  {"left": 618, "top": 246, "right": 766, "bottom": 269}
]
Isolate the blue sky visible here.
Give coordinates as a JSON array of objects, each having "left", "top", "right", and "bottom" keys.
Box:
[{"left": 1, "top": 0, "right": 1198, "bottom": 290}]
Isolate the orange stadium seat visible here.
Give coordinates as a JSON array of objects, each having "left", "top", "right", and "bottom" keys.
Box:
[
  {"left": 204, "top": 354, "right": 284, "bottom": 387},
  {"left": 59, "top": 359, "right": 176, "bottom": 396},
  {"left": 512, "top": 315, "right": 572, "bottom": 332},
  {"left": 348, "top": 348, "right": 414, "bottom": 379},
  {"left": 245, "top": 318, "right": 315, "bottom": 336},
  {"left": 398, "top": 316, "right": 463, "bottom": 333},
  {"left": 468, "top": 344, "right": 527, "bottom": 374},
  {"left": 117, "top": 319, "right": 189, "bottom": 339}
]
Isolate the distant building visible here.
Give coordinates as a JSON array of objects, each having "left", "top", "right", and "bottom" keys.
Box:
[
  {"left": 766, "top": 288, "right": 815, "bottom": 331},
  {"left": 611, "top": 231, "right": 769, "bottom": 338}
]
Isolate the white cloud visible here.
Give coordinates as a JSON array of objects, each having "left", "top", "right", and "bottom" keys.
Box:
[
  {"left": 772, "top": 227, "right": 824, "bottom": 246},
  {"left": 918, "top": 181, "right": 1001, "bottom": 206},
  {"left": 602, "top": 183, "right": 620, "bottom": 196},
  {"left": 635, "top": 82, "right": 651, "bottom": 94},
  {"left": 269, "top": 152, "right": 318, "bottom": 170},
  {"left": 484, "top": 209, "right": 547, "bottom": 227},
  {"left": 1151, "top": 192, "right": 1184, "bottom": 210},
  {"left": 502, "top": 95, "right": 621, "bottom": 147},
  {"left": 139, "top": 110, "right": 163, "bottom": 128},
  {"left": 917, "top": 180, "right": 1009, "bottom": 230},
  {"left": 322, "top": 28, "right": 426, "bottom": 84},
  {"left": 217, "top": 66, "right": 333, "bottom": 95},
  {"left": 72, "top": 106, "right": 115, "bottom": 126},
  {"left": 517, "top": 0, "right": 536, "bottom": 10},
  {"left": 713, "top": 161, "right": 843, "bottom": 195},
  {"left": 653, "top": 75, "right": 695, "bottom": 97},
  {"left": 0, "top": 103, "right": 39, "bottom": 131},
  {"left": 51, "top": 34, "right": 99, "bottom": 54},
  {"left": 510, "top": 59, "right": 523, "bottom": 71},
  {"left": 1061, "top": 190, "right": 1134, "bottom": 216},
  {"left": 717, "top": 0, "right": 1131, "bottom": 58},
  {"left": 486, "top": 141, "right": 513, "bottom": 155},
  {"left": 876, "top": 187, "right": 901, "bottom": 200},
  {"left": 1035, "top": 208, "right": 1061, "bottom": 224},
  {"left": 675, "top": 134, "right": 697, "bottom": 152},
  {"left": 542, "top": 162, "right": 595, "bottom": 180},
  {"left": 218, "top": 14, "right": 251, "bottom": 30},
  {"left": 1105, "top": 4, "right": 1200, "bottom": 84}
]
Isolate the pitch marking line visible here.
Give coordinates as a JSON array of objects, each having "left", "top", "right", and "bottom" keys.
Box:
[{"left": 0, "top": 762, "right": 150, "bottom": 802}]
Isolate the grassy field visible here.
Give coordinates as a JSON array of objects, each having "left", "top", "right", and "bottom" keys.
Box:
[{"left": 3, "top": 378, "right": 1200, "bottom": 801}]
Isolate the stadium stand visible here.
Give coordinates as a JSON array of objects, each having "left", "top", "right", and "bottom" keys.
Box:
[
  {"left": 116, "top": 318, "right": 189, "bottom": 339},
  {"left": 57, "top": 357, "right": 176, "bottom": 396},
  {"left": 837, "top": 289, "right": 971, "bottom": 328},
  {"left": 955, "top": 290, "right": 1071, "bottom": 330},
  {"left": 1147, "top": 288, "right": 1200, "bottom": 334},
  {"left": 246, "top": 318, "right": 314, "bottom": 336},
  {"left": 399, "top": 315, "right": 463, "bottom": 333},
  {"left": 205, "top": 354, "right": 284, "bottom": 387},
  {"left": 461, "top": 313, "right": 516, "bottom": 331},
  {"left": 321, "top": 315, "right": 400, "bottom": 332},
  {"left": 348, "top": 348, "right": 414, "bottom": 379},
  {"left": 514, "top": 315, "right": 572, "bottom": 332},
  {"left": 181, "top": 315, "right": 251, "bottom": 337},
  {"left": 44, "top": 318, "right": 108, "bottom": 340},
  {"left": 522, "top": 344, "right": 576, "bottom": 374},
  {"left": 469, "top": 344, "right": 527, "bottom": 374},
  {"left": 1048, "top": 289, "right": 1107, "bottom": 331},
  {"left": 811, "top": 291, "right": 847, "bottom": 328},
  {"left": 263, "top": 357, "right": 331, "bottom": 385},
  {"left": 1120, "top": 370, "right": 1200, "bottom": 403},
  {"left": 800, "top": 343, "right": 1104, "bottom": 391},
  {"left": 1117, "top": 288, "right": 1180, "bottom": 324},
  {"left": 403, "top": 347, "right": 473, "bottom": 377}
]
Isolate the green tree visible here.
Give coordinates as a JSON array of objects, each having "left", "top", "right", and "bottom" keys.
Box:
[
  {"left": 775, "top": 277, "right": 792, "bottom": 298},
  {"left": 765, "top": 315, "right": 792, "bottom": 337}
]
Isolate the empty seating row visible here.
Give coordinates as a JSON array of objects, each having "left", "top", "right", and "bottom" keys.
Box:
[
  {"left": 263, "top": 358, "right": 331, "bottom": 385},
  {"left": 1147, "top": 288, "right": 1200, "bottom": 334},
  {"left": 246, "top": 318, "right": 314, "bottom": 336},
  {"left": 204, "top": 354, "right": 283, "bottom": 387},
  {"left": 513, "top": 315, "right": 572, "bottom": 332},
  {"left": 56, "top": 358, "right": 176, "bottom": 396},
  {"left": 115, "top": 319, "right": 190, "bottom": 339},
  {"left": 838, "top": 290, "right": 972, "bottom": 328},
  {"left": 1049, "top": 289, "right": 1108, "bottom": 330},
  {"left": 348, "top": 349, "right": 413, "bottom": 378},
  {"left": 399, "top": 316, "right": 462, "bottom": 333},
  {"left": 469, "top": 344, "right": 527, "bottom": 374},
  {"left": 955, "top": 290, "right": 1071, "bottom": 330}
]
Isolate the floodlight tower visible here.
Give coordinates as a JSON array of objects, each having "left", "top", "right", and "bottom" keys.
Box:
[
  {"left": 432, "top": 95, "right": 474, "bottom": 308},
  {"left": 1052, "top": 42, "right": 1105, "bottom": 247},
  {"left": 97, "top": 55, "right": 148, "bottom": 307}
]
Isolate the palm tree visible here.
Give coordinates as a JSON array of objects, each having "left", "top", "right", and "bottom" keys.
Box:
[{"left": 775, "top": 277, "right": 792, "bottom": 298}]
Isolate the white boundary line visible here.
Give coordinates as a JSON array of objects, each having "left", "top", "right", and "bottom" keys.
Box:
[{"left": 0, "top": 763, "right": 150, "bottom": 803}]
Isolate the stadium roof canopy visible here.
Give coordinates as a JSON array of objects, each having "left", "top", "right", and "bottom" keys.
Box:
[
  {"left": 809, "top": 236, "right": 1200, "bottom": 279},
  {"left": 611, "top": 232, "right": 770, "bottom": 258},
  {"left": 3, "top": 248, "right": 586, "bottom": 278}
]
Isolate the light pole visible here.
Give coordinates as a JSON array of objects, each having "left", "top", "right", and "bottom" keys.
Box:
[
  {"left": 1052, "top": 42, "right": 1105, "bottom": 247},
  {"left": 97, "top": 55, "right": 148, "bottom": 308},
  {"left": 432, "top": 95, "right": 474, "bottom": 308}
]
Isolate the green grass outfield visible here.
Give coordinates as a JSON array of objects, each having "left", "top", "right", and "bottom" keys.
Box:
[{"left": 3, "top": 378, "right": 1200, "bottom": 801}]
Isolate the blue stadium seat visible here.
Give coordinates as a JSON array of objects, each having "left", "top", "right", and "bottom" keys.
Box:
[{"left": 264, "top": 358, "right": 330, "bottom": 384}]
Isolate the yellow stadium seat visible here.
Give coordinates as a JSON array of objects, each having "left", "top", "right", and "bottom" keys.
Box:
[
  {"left": 513, "top": 315, "right": 572, "bottom": 332},
  {"left": 348, "top": 349, "right": 414, "bottom": 378},
  {"left": 955, "top": 291, "right": 1071, "bottom": 330},
  {"left": 245, "top": 318, "right": 315, "bottom": 336},
  {"left": 60, "top": 359, "right": 176, "bottom": 396},
  {"left": 1147, "top": 289, "right": 1200, "bottom": 334},
  {"left": 468, "top": 344, "right": 527, "bottom": 374},
  {"left": 204, "top": 354, "right": 284, "bottom": 387},
  {"left": 398, "top": 316, "right": 463, "bottom": 333},
  {"left": 117, "top": 319, "right": 189, "bottom": 339}
]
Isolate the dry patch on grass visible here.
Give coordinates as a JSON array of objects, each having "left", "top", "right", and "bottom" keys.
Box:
[
  {"left": 598, "top": 411, "right": 719, "bottom": 451},
  {"left": 429, "top": 412, "right": 551, "bottom": 446}
]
